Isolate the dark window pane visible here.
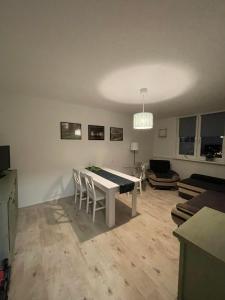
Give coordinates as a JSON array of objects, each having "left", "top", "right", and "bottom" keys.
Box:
[
  {"left": 201, "top": 112, "right": 225, "bottom": 137},
  {"left": 179, "top": 137, "right": 195, "bottom": 155},
  {"left": 179, "top": 117, "right": 196, "bottom": 155},
  {"left": 200, "top": 112, "right": 225, "bottom": 158},
  {"left": 201, "top": 136, "right": 223, "bottom": 158},
  {"left": 179, "top": 116, "right": 196, "bottom": 137}
]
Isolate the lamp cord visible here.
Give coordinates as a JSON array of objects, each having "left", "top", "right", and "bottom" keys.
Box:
[{"left": 141, "top": 89, "right": 146, "bottom": 112}]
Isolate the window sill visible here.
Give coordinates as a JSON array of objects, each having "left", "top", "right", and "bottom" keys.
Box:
[{"left": 174, "top": 157, "right": 225, "bottom": 166}]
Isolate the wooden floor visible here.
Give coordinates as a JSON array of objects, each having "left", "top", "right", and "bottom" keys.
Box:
[{"left": 9, "top": 185, "right": 183, "bottom": 300}]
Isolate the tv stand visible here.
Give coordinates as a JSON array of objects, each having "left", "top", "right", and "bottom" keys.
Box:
[{"left": 0, "top": 170, "right": 18, "bottom": 263}]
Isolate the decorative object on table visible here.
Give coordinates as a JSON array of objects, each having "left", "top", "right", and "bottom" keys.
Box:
[
  {"left": 133, "top": 88, "right": 153, "bottom": 129},
  {"left": 88, "top": 125, "right": 104, "bottom": 140},
  {"left": 130, "top": 142, "right": 139, "bottom": 164},
  {"left": 158, "top": 128, "right": 167, "bottom": 138},
  {"left": 110, "top": 127, "right": 123, "bottom": 141},
  {"left": 86, "top": 166, "right": 102, "bottom": 173},
  {"left": 60, "top": 122, "right": 81, "bottom": 140}
]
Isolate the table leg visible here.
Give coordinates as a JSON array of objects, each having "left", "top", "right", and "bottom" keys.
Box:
[
  {"left": 131, "top": 182, "right": 138, "bottom": 217},
  {"left": 105, "top": 189, "right": 116, "bottom": 228}
]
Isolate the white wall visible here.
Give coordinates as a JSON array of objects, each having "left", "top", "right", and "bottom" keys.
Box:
[
  {"left": 153, "top": 117, "right": 225, "bottom": 179},
  {"left": 0, "top": 95, "right": 153, "bottom": 207}
]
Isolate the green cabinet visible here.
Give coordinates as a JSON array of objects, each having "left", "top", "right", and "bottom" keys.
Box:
[
  {"left": 174, "top": 207, "right": 225, "bottom": 300},
  {"left": 0, "top": 170, "right": 18, "bottom": 263}
]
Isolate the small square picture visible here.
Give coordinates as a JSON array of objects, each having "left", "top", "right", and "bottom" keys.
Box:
[
  {"left": 88, "top": 125, "right": 104, "bottom": 140},
  {"left": 110, "top": 127, "right": 123, "bottom": 141},
  {"left": 158, "top": 128, "right": 167, "bottom": 138},
  {"left": 60, "top": 122, "right": 82, "bottom": 140}
]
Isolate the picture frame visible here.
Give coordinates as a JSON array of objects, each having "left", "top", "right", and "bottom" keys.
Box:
[
  {"left": 158, "top": 128, "right": 167, "bottom": 138},
  {"left": 88, "top": 125, "right": 105, "bottom": 140},
  {"left": 60, "top": 122, "right": 82, "bottom": 140},
  {"left": 110, "top": 127, "right": 123, "bottom": 141}
]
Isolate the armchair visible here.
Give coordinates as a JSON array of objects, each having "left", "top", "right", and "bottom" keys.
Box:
[{"left": 146, "top": 159, "right": 180, "bottom": 189}]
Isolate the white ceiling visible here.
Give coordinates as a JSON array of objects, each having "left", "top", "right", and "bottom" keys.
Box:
[{"left": 1, "top": 0, "right": 225, "bottom": 118}]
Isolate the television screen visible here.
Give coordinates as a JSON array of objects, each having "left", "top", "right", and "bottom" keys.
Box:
[{"left": 0, "top": 146, "right": 10, "bottom": 172}]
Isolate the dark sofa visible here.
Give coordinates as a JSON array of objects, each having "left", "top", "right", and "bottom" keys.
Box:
[
  {"left": 172, "top": 173, "right": 225, "bottom": 226},
  {"left": 177, "top": 173, "right": 225, "bottom": 199},
  {"left": 146, "top": 159, "right": 180, "bottom": 189},
  {"left": 172, "top": 190, "right": 225, "bottom": 226}
]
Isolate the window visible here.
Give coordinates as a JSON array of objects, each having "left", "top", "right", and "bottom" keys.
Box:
[
  {"left": 178, "top": 116, "right": 197, "bottom": 156},
  {"left": 177, "top": 111, "right": 225, "bottom": 162},
  {"left": 200, "top": 112, "right": 225, "bottom": 159}
]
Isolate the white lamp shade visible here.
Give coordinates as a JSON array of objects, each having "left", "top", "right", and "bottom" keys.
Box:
[
  {"left": 133, "top": 112, "right": 153, "bottom": 129},
  {"left": 130, "top": 142, "right": 139, "bottom": 151}
]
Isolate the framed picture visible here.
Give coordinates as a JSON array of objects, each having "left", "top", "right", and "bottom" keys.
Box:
[
  {"left": 88, "top": 125, "right": 104, "bottom": 140},
  {"left": 110, "top": 127, "right": 123, "bottom": 141},
  {"left": 60, "top": 122, "right": 82, "bottom": 140},
  {"left": 158, "top": 128, "right": 167, "bottom": 138}
]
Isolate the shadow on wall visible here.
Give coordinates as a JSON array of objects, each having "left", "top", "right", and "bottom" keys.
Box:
[
  {"left": 42, "top": 196, "right": 139, "bottom": 242},
  {"left": 43, "top": 174, "right": 74, "bottom": 202}
]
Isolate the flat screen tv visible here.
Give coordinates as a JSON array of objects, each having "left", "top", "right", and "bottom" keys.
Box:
[{"left": 0, "top": 146, "right": 10, "bottom": 172}]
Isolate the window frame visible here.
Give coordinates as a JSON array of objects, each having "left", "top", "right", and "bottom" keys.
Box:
[
  {"left": 197, "top": 113, "right": 225, "bottom": 163},
  {"left": 176, "top": 111, "right": 225, "bottom": 163},
  {"left": 176, "top": 114, "right": 199, "bottom": 160}
]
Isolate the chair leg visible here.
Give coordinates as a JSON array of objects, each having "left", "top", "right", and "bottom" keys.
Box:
[
  {"left": 139, "top": 181, "right": 142, "bottom": 194},
  {"left": 92, "top": 200, "right": 96, "bottom": 223},
  {"left": 74, "top": 188, "right": 78, "bottom": 204},
  {"left": 86, "top": 195, "right": 89, "bottom": 213},
  {"left": 79, "top": 191, "right": 83, "bottom": 210}
]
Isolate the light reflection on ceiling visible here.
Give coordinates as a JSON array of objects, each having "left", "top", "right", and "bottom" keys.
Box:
[{"left": 99, "top": 63, "right": 197, "bottom": 104}]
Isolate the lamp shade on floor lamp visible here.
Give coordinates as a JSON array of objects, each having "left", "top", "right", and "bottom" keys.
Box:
[{"left": 131, "top": 142, "right": 139, "bottom": 164}]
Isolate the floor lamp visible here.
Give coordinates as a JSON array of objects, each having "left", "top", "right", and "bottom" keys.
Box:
[{"left": 130, "top": 142, "right": 139, "bottom": 165}]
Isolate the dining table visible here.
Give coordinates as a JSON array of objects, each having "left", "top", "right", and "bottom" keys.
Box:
[{"left": 80, "top": 167, "right": 140, "bottom": 228}]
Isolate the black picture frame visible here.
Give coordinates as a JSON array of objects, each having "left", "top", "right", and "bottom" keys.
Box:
[
  {"left": 88, "top": 125, "right": 105, "bottom": 140},
  {"left": 110, "top": 127, "right": 123, "bottom": 141},
  {"left": 60, "top": 122, "right": 82, "bottom": 140}
]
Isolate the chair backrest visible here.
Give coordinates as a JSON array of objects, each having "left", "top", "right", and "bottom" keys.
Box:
[
  {"left": 134, "top": 162, "right": 145, "bottom": 179},
  {"left": 150, "top": 160, "right": 170, "bottom": 173},
  {"left": 140, "top": 163, "right": 145, "bottom": 180},
  {"left": 84, "top": 174, "right": 96, "bottom": 200},
  {"left": 73, "top": 168, "right": 81, "bottom": 188}
]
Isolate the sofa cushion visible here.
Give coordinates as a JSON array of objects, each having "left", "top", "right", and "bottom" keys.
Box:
[
  {"left": 172, "top": 190, "right": 225, "bottom": 226},
  {"left": 176, "top": 190, "right": 225, "bottom": 216},
  {"left": 191, "top": 174, "right": 225, "bottom": 185},
  {"left": 171, "top": 207, "right": 192, "bottom": 226},
  {"left": 147, "top": 170, "right": 179, "bottom": 182},
  {"left": 150, "top": 160, "right": 170, "bottom": 173},
  {"left": 178, "top": 177, "right": 225, "bottom": 193}
]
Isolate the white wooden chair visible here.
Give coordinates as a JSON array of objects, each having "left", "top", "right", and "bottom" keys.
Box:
[
  {"left": 73, "top": 169, "right": 87, "bottom": 210},
  {"left": 84, "top": 174, "right": 106, "bottom": 223}
]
